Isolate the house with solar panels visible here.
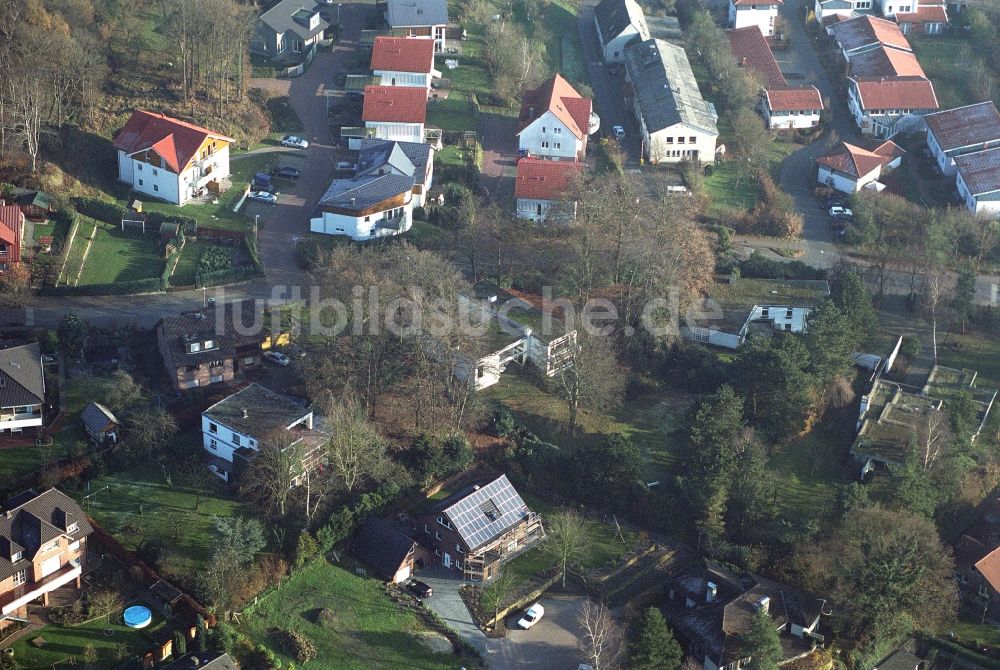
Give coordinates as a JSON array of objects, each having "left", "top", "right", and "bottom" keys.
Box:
[{"left": 416, "top": 474, "right": 544, "bottom": 581}]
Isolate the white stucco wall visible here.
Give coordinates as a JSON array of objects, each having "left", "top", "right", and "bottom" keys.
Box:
[
  {"left": 310, "top": 200, "right": 414, "bottom": 240},
  {"left": 957, "top": 173, "right": 1000, "bottom": 217},
  {"left": 765, "top": 107, "right": 822, "bottom": 129},
  {"left": 202, "top": 415, "right": 258, "bottom": 464},
  {"left": 817, "top": 164, "right": 882, "bottom": 193},
  {"left": 647, "top": 123, "right": 717, "bottom": 164},
  {"left": 601, "top": 24, "right": 643, "bottom": 63},
  {"left": 130, "top": 160, "right": 182, "bottom": 205},
  {"left": 730, "top": 1, "right": 780, "bottom": 35},
  {"left": 518, "top": 112, "right": 584, "bottom": 160}
]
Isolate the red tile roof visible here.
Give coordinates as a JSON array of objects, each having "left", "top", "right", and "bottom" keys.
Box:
[
  {"left": 371, "top": 36, "right": 435, "bottom": 74},
  {"left": 848, "top": 46, "right": 925, "bottom": 78},
  {"left": 765, "top": 86, "right": 823, "bottom": 112},
  {"left": 816, "top": 139, "right": 904, "bottom": 179},
  {"left": 727, "top": 26, "right": 786, "bottom": 88},
  {"left": 896, "top": 5, "right": 948, "bottom": 25},
  {"left": 976, "top": 546, "right": 1000, "bottom": 594},
  {"left": 113, "top": 110, "right": 233, "bottom": 174},
  {"left": 514, "top": 158, "right": 584, "bottom": 200},
  {"left": 850, "top": 76, "right": 938, "bottom": 111},
  {"left": 517, "top": 74, "right": 592, "bottom": 141},
  {"left": 362, "top": 85, "right": 428, "bottom": 124},
  {"left": 830, "top": 15, "right": 911, "bottom": 53},
  {"left": 0, "top": 201, "right": 23, "bottom": 264}
]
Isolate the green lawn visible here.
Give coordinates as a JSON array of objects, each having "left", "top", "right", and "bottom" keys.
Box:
[
  {"left": 31, "top": 216, "right": 73, "bottom": 248},
  {"left": 911, "top": 36, "right": 983, "bottom": 110},
  {"left": 705, "top": 161, "right": 762, "bottom": 212},
  {"left": 60, "top": 218, "right": 97, "bottom": 285},
  {"left": 952, "top": 612, "right": 1000, "bottom": 649},
  {"left": 427, "top": 94, "right": 477, "bottom": 131},
  {"left": 10, "top": 609, "right": 166, "bottom": 669},
  {"left": 169, "top": 238, "right": 215, "bottom": 287},
  {"left": 434, "top": 145, "right": 468, "bottom": 167},
  {"left": 76, "top": 222, "right": 165, "bottom": 286},
  {"left": 77, "top": 456, "right": 244, "bottom": 579},
  {"left": 768, "top": 428, "right": 853, "bottom": 521},
  {"left": 242, "top": 560, "right": 466, "bottom": 670}
]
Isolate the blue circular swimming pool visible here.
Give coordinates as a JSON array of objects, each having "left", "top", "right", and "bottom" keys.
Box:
[{"left": 123, "top": 605, "right": 152, "bottom": 629}]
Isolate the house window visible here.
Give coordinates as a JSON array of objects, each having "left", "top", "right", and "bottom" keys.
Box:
[
  {"left": 12, "top": 569, "right": 25, "bottom": 586},
  {"left": 785, "top": 308, "right": 793, "bottom": 318},
  {"left": 153, "top": 185, "right": 159, "bottom": 192},
  {"left": 233, "top": 435, "right": 241, "bottom": 446},
  {"left": 541, "top": 127, "right": 546, "bottom": 133},
  {"left": 209, "top": 439, "right": 218, "bottom": 449},
  {"left": 761, "top": 308, "right": 769, "bottom": 318},
  {"left": 364, "top": 216, "right": 371, "bottom": 222},
  {"left": 67, "top": 522, "right": 78, "bottom": 533},
  {"left": 541, "top": 141, "right": 549, "bottom": 148},
  {"left": 689, "top": 136, "right": 696, "bottom": 143},
  {"left": 190, "top": 342, "right": 201, "bottom": 353},
  {"left": 205, "top": 339, "right": 215, "bottom": 349},
  {"left": 554, "top": 127, "right": 561, "bottom": 134},
  {"left": 137, "top": 163, "right": 143, "bottom": 171},
  {"left": 554, "top": 142, "right": 561, "bottom": 149},
  {"left": 152, "top": 169, "right": 158, "bottom": 176},
  {"left": 665, "top": 137, "right": 673, "bottom": 144},
  {"left": 456, "top": 544, "right": 465, "bottom": 554},
  {"left": 138, "top": 179, "right": 144, "bottom": 186},
  {"left": 11, "top": 551, "right": 22, "bottom": 562},
  {"left": 435, "top": 531, "right": 441, "bottom": 540},
  {"left": 209, "top": 423, "right": 218, "bottom": 433},
  {"left": 677, "top": 137, "right": 685, "bottom": 144}
]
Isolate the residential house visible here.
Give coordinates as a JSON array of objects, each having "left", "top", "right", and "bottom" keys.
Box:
[
  {"left": 623, "top": 39, "right": 719, "bottom": 164},
  {"left": 310, "top": 139, "right": 433, "bottom": 240},
  {"left": 877, "top": 0, "right": 948, "bottom": 34},
  {"left": 80, "top": 402, "right": 120, "bottom": 446},
  {"left": 873, "top": 640, "right": 926, "bottom": 670},
  {"left": 416, "top": 474, "right": 544, "bottom": 581},
  {"left": 729, "top": 0, "right": 783, "bottom": 37},
  {"left": 827, "top": 15, "right": 912, "bottom": 59},
  {"left": 113, "top": 110, "right": 233, "bottom": 206},
  {"left": 362, "top": 85, "right": 427, "bottom": 144},
  {"left": 956, "top": 497, "right": 1000, "bottom": 615},
  {"left": 682, "top": 277, "right": 831, "bottom": 350},
  {"left": 847, "top": 75, "right": 939, "bottom": 138},
  {"left": 384, "top": 0, "right": 448, "bottom": 52},
  {"left": 0, "top": 489, "right": 91, "bottom": 631},
  {"left": 593, "top": 0, "right": 650, "bottom": 63},
  {"left": 851, "top": 364, "right": 996, "bottom": 477},
  {"left": 10, "top": 189, "right": 54, "bottom": 221},
  {"left": 0, "top": 343, "right": 45, "bottom": 434},
  {"left": 201, "top": 382, "right": 326, "bottom": 483},
  {"left": 0, "top": 201, "right": 23, "bottom": 271},
  {"left": 370, "top": 36, "right": 440, "bottom": 91},
  {"left": 516, "top": 73, "right": 594, "bottom": 161},
  {"left": 814, "top": 0, "right": 872, "bottom": 23},
  {"left": 816, "top": 138, "right": 905, "bottom": 192},
  {"left": 727, "top": 26, "right": 823, "bottom": 129},
  {"left": 846, "top": 45, "right": 926, "bottom": 78},
  {"left": 155, "top": 300, "right": 264, "bottom": 392},
  {"left": 515, "top": 158, "right": 585, "bottom": 222},
  {"left": 252, "top": 0, "right": 329, "bottom": 63},
  {"left": 162, "top": 652, "right": 239, "bottom": 670},
  {"left": 662, "top": 558, "right": 824, "bottom": 670},
  {"left": 955, "top": 147, "right": 1000, "bottom": 217},
  {"left": 352, "top": 517, "right": 427, "bottom": 584},
  {"left": 925, "top": 102, "right": 1000, "bottom": 176},
  {"left": 450, "top": 282, "right": 577, "bottom": 390}
]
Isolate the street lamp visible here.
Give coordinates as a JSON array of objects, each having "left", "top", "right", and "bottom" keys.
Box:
[{"left": 337, "top": 3, "right": 342, "bottom": 24}]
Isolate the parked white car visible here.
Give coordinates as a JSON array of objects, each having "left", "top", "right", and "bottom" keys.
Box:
[
  {"left": 281, "top": 135, "right": 309, "bottom": 149},
  {"left": 517, "top": 603, "right": 544, "bottom": 629},
  {"left": 828, "top": 206, "right": 853, "bottom": 218},
  {"left": 263, "top": 351, "right": 291, "bottom": 366},
  {"left": 247, "top": 191, "right": 278, "bottom": 204}
]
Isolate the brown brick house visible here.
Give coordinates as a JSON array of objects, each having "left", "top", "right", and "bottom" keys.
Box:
[
  {"left": 156, "top": 300, "right": 264, "bottom": 392},
  {"left": 0, "top": 489, "right": 92, "bottom": 631},
  {"left": 416, "top": 474, "right": 544, "bottom": 582}
]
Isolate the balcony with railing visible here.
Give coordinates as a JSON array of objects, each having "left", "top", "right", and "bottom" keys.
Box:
[{"left": 0, "top": 563, "right": 82, "bottom": 615}]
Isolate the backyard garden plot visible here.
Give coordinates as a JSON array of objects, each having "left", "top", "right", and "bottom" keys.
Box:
[
  {"left": 76, "top": 223, "right": 165, "bottom": 286},
  {"left": 242, "top": 560, "right": 466, "bottom": 670},
  {"left": 77, "top": 460, "right": 245, "bottom": 579}
]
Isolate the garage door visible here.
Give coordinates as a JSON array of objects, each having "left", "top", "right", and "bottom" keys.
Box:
[{"left": 40, "top": 555, "right": 61, "bottom": 578}]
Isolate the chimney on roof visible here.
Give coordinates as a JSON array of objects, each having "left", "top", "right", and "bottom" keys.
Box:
[
  {"left": 242, "top": 408, "right": 249, "bottom": 419},
  {"left": 706, "top": 581, "right": 717, "bottom": 603}
]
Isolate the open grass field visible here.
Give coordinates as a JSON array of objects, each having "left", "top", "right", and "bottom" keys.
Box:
[
  {"left": 705, "top": 161, "right": 761, "bottom": 212},
  {"left": 10, "top": 608, "right": 166, "bottom": 668},
  {"left": 76, "top": 223, "right": 165, "bottom": 286},
  {"left": 76, "top": 452, "right": 244, "bottom": 579},
  {"left": 911, "top": 36, "right": 983, "bottom": 110},
  {"left": 242, "top": 560, "right": 465, "bottom": 670},
  {"left": 427, "top": 94, "right": 477, "bottom": 131}
]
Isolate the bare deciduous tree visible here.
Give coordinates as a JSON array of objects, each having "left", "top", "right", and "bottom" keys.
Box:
[
  {"left": 916, "top": 408, "right": 952, "bottom": 470},
  {"left": 322, "top": 393, "right": 388, "bottom": 493},
  {"left": 578, "top": 599, "right": 624, "bottom": 670},
  {"left": 544, "top": 509, "right": 590, "bottom": 588},
  {"left": 550, "top": 333, "right": 627, "bottom": 433},
  {"left": 242, "top": 431, "right": 303, "bottom": 517}
]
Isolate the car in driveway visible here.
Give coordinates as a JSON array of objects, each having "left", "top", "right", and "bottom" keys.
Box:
[
  {"left": 405, "top": 579, "right": 433, "bottom": 599},
  {"left": 281, "top": 135, "right": 309, "bottom": 149},
  {"left": 517, "top": 603, "right": 544, "bottom": 629},
  {"left": 247, "top": 191, "right": 278, "bottom": 204},
  {"left": 828, "top": 206, "right": 853, "bottom": 218},
  {"left": 263, "top": 351, "right": 291, "bottom": 366},
  {"left": 272, "top": 166, "right": 300, "bottom": 179},
  {"left": 611, "top": 125, "right": 625, "bottom": 139}
]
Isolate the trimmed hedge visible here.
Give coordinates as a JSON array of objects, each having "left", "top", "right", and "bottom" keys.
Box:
[
  {"left": 72, "top": 196, "right": 127, "bottom": 223},
  {"left": 195, "top": 265, "right": 260, "bottom": 288},
  {"left": 39, "top": 277, "right": 165, "bottom": 296}
]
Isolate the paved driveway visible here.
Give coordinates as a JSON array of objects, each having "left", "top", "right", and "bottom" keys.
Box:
[{"left": 416, "top": 567, "right": 589, "bottom": 670}]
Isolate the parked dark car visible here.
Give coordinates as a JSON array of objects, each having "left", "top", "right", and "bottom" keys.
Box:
[
  {"left": 273, "top": 166, "right": 301, "bottom": 179},
  {"left": 406, "top": 579, "right": 432, "bottom": 599}
]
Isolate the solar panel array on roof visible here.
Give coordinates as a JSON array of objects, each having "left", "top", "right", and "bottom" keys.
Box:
[{"left": 444, "top": 475, "right": 529, "bottom": 551}]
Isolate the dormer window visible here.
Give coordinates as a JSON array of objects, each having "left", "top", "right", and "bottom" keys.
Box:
[
  {"left": 11, "top": 550, "right": 22, "bottom": 562},
  {"left": 67, "top": 522, "right": 78, "bottom": 533},
  {"left": 189, "top": 342, "right": 201, "bottom": 353},
  {"left": 205, "top": 339, "right": 216, "bottom": 349}
]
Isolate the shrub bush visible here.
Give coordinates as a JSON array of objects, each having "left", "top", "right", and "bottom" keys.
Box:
[
  {"left": 281, "top": 630, "right": 317, "bottom": 663},
  {"left": 72, "top": 197, "right": 127, "bottom": 224}
]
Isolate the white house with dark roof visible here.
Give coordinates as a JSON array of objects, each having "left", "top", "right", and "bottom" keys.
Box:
[
  {"left": 814, "top": 0, "right": 868, "bottom": 23},
  {"left": 201, "top": 383, "right": 325, "bottom": 483},
  {"left": 385, "top": 0, "right": 448, "bottom": 51},
  {"left": 252, "top": 0, "right": 330, "bottom": 63},
  {"left": 310, "top": 139, "right": 432, "bottom": 240},
  {"left": 729, "top": 0, "right": 783, "bottom": 37},
  {"left": 925, "top": 102, "right": 1000, "bottom": 176},
  {"left": 593, "top": 0, "right": 650, "bottom": 63},
  {"left": 623, "top": 39, "right": 719, "bottom": 164},
  {"left": 0, "top": 343, "right": 45, "bottom": 433},
  {"left": 955, "top": 147, "right": 1000, "bottom": 217},
  {"left": 847, "top": 75, "right": 939, "bottom": 138},
  {"left": 827, "top": 15, "right": 912, "bottom": 59}
]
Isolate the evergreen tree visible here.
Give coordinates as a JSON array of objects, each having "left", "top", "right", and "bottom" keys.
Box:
[
  {"left": 732, "top": 335, "right": 814, "bottom": 438},
  {"left": 742, "top": 609, "right": 782, "bottom": 670},
  {"left": 951, "top": 263, "right": 976, "bottom": 333},
  {"left": 172, "top": 630, "right": 187, "bottom": 658},
  {"left": 831, "top": 271, "right": 876, "bottom": 343},
  {"left": 630, "top": 607, "right": 683, "bottom": 670},
  {"left": 804, "top": 301, "right": 854, "bottom": 384},
  {"left": 725, "top": 439, "right": 778, "bottom": 542},
  {"left": 196, "top": 615, "right": 208, "bottom": 653}
]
